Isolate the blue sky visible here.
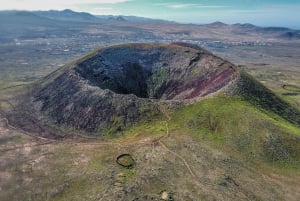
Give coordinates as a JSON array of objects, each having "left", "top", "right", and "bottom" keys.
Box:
[{"left": 1, "top": 0, "right": 300, "bottom": 28}]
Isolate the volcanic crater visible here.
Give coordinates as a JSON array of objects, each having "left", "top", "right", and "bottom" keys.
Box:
[
  {"left": 74, "top": 42, "right": 238, "bottom": 100},
  {"left": 19, "top": 43, "right": 244, "bottom": 136},
  {"left": 8, "top": 42, "right": 299, "bottom": 137},
  {"left": 33, "top": 43, "right": 240, "bottom": 134}
]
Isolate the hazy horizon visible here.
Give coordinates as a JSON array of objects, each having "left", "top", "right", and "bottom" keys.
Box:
[{"left": 0, "top": 0, "right": 299, "bottom": 29}]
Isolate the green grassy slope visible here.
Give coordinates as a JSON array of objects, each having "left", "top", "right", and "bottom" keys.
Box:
[
  {"left": 237, "top": 71, "right": 300, "bottom": 126},
  {"left": 168, "top": 96, "right": 300, "bottom": 168}
]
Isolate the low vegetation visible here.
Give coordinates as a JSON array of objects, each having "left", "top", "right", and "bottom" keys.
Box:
[
  {"left": 168, "top": 96, "right": 300, "bottom": 167},
  {"left": 237, "top": 71, "right": 300, "bottom": 126}
]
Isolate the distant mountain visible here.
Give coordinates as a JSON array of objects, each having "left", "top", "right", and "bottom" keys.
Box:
[
  {"left": 207, "top": 21, "right": 228, "bottom": 28},
  {"left": 115, "top": 16, "right": 126, "bottom": 22},
  {"left": 0, "top": 10, "right": 53, "bottom": 24},
  {"left": 233, "top": 23, "right": 257, "bottom": 29},
  {"left": 280, "top": 31, "right": 300, "bottom": 39},
  {"left": 0, "top": 9, "right": 299, "bottom": 42},
  {"left": 231, "top": 23, "right": 300, "bottom": 39},
  {"left": 0, "top": 10, "right": 93, "bottom": 42},
  {"left": 0, "top": 10, "right": 61, "bottom": 29},
  {"left": 96, "top": 15, "right": 173, "bottom": 23},
  {"left": 34, "top": 9, "right": 99, "bottom": 22},
  {"left": 106, "top": 15, "right": 127, "bottom": 22}
]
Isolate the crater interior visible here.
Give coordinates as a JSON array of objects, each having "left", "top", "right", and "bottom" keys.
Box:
[{"left": 75, "top": 43, "right": 238, "bottom": 100}]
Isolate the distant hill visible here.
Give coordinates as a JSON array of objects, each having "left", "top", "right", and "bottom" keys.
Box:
[
  {"left": 206, "top": 21, "right": 228, "bottom": 28},
  {"left": 0, "top": 9, "right": 299, "bottom": 42},
  {"left": 96, "top": 15, "right": 173, "bottom": 24},
  {"left": 0, "top": 10, "right": 63, "bottom": 41},
  {"left": 34, "top": 9, "right": 99, "bottom": 22},
  {"left": 0, "top": 9, "right": 172, "bottom": 25},
  {"left": 205, "top": 22, "right": 300, "bottom": 39},
  {"left": 0, "top": 10, "right": 90, "bottom": 42},
  {"left": 280, "top": 31, "right": 300, "bottom": 39},
  {"left": 0, "top": 10, "right": 60, "bottom": 28},
  {"left": 106, "top": 15, "right": 127, "bottom": 22}
]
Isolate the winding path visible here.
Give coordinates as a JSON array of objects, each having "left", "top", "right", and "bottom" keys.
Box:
[{"left": 157, "top": 103, "right": 196, "bottom": 178}]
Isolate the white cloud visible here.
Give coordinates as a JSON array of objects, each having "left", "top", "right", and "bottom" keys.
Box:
[
  {"left": 155, "top": 3, "right": 228, "bottom": 9},
  {"left": 90, "top": 7, "right": 120, "bottom": 15},
  {"left": 194, "top": 5, "right": 229, "bottom": 8},
  {"left": 167, "top": 4, "right": 200, "bottom": 9},
  {"left": 92, "top": 7, "right": 114, "bottom": 11},
  {"left": 0, "top": 0, "right": 132, "bottom": 10}
]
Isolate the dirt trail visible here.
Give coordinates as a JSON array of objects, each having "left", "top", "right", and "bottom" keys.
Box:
[
  {"left": 0, "top": 116, "right": 58, "bottom": 152},
  {"left": 157, "top": 103, "right": 196, "bottom": 178},
  {"left": 157, "top": 103, "right": 253, "bottom": 200},
  {"left": 159, "top": 140, "right": 196, "bottom": 177}
]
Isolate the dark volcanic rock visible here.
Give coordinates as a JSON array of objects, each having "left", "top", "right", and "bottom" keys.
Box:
[
  {"left": 74, "top": 43, "right": 238, "bottom": 100},
  {"left": 34, "top": 43, "right": 240, "bottom": 135}
]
